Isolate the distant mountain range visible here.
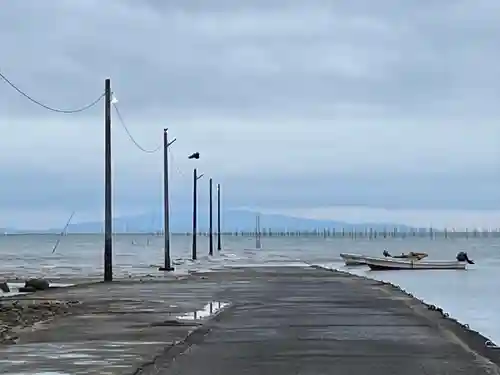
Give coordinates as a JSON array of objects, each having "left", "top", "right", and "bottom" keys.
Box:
[{"left": 15, "top": 209, "right": 415, "bottom": 234}]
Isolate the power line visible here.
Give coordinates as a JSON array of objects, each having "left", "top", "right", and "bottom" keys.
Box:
[
  {"left": 0, "top": 70, "right": 104, "bottom": 113},
  {"left": 112, "top": 103, "right": 162, "bottom": 154},
  {"left": 168, "top": 147, "right": 187, "bottom": 177}
]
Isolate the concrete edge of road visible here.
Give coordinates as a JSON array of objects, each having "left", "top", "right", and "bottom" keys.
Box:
[{"left": 309, "top": 265, "right": 500, "bottom": 372}]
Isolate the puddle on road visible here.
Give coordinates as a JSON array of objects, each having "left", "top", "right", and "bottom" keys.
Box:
[{"left": 176, "top": 301, "right": 230, "bottom": 321}]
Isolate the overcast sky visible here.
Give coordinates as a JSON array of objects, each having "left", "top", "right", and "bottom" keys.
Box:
[{"left": 1, "top": 0, "right": 500, "bottom": 229}]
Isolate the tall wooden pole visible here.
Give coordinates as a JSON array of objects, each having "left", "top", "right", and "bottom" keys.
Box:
[
  {"left": 104, "top": 78, "right": 113, "bottom": 282},
  {"left": 160, "top": 129, "right": 175, "bottom": 271},
  {"left": 192, "top": 168, "right": 198, "bottom": 260},
  {"left": 217, "top": 183, "right": 222, "bottom": 250},
  {"left": 209, "top": 178, "right": 213, "bottom": 256}
]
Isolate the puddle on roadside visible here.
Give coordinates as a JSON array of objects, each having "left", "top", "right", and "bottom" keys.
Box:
[{"left": 176, "top": 301, "right": 230, "bottom": 321}]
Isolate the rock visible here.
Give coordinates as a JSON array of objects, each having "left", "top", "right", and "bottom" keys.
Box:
[
  {"left": 3, "top": 334, "right": 19, "bottom": 344},
  {"left": 25, "top": 278, "right": 50, "bottom": 291},
  {"left": 18, "top": 286, "right": 37, "bottom": 293},
  {"left": 0, "top": 282, "right": 9, "bottom": 293}
]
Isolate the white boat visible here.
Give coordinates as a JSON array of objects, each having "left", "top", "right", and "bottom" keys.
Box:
[
  {"left": 340, "top": 251, "right": 428, "bottom": 266},
  {"left": 363, "top": 256, "right": 468, "bottom": 270},
  {"left": 340, "top": 253, "right": 367, "bottom": 266}
]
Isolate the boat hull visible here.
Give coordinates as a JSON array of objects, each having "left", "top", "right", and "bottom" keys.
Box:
[
  {"left": 363, "top": 256, "right": 467, "bottom": 270},
  {"left": 340, "top": 252, "right": 429, "bottom": 266},
  {"left": 339, "top": 253, "right": 366, "bottom": 266}
]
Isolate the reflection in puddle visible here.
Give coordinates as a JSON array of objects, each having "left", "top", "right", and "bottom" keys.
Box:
[{"left": 176, "top": 302, "right": 230, "bottom": 321}]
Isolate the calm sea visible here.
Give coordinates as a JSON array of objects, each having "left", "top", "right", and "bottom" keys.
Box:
[{"left": 0, "top": 234, "right": 498, "bottom": 345}]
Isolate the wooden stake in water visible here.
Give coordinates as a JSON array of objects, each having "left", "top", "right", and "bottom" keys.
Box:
[
  {"left": 256, "top": 214, "right": 262, "bottom": 249},
  {"left": 52, "top": 211, "right": 75, "bottom": 254}
]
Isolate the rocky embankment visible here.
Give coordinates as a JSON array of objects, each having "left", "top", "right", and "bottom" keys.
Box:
[{"left": 0, "top": 278, "right": 81, "bottom": 344}]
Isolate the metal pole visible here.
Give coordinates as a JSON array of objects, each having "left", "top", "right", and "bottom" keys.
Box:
[
  {"left": 209, "top": 178, "right": 213, "bottom": 256},
  {"left": 160, "top": 129, "right": 175, "bottom": 271},
  {"left": 217, "top": 183, "right": 222, "bottom": 250},
  {"left": 104, "top": 78, "right": 113, "bottom": 282},
  {"left": 192, "top": 168, "right": 198, "bottom": 260}
]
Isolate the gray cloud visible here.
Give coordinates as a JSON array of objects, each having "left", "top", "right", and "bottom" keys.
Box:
[
  {"left": 1, "top": 0, "right": 500, "bottom": 227},
  {"left": 4, "top": 0, "right": 499, "bottom": 117}
]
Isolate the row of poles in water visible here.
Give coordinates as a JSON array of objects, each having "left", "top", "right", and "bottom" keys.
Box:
[
  {"left": 176, "top": 228, "right": 500, "bottom": 238},
  {"left": 224, "top": 228, "right": 500, "bottom": 238},
  {"left": 176, "top": 229, "right": 500, "bottom": 239}
]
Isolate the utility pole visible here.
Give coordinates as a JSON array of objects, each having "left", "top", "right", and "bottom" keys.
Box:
[
  {"left": 209, "top": 178, "right": 214, "bottom": 256},
  {"left": 104, "top": 78, "right": 113, "bottom": 282},
  {"left": 217, "top": 183, "right": 222, "bottom": 250},
  {"left": 192, "top": 168, "right": 204, "bottom": 260},
  {"left": 159, "top": 128, "right": 176, "bottom": 271}
]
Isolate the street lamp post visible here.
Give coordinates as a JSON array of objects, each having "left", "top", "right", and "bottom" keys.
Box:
[
  {"left": 191, "top": 167, "right": 204, "bottom": 260},
  {"left": 217, "top": 183, "right": 222, "bottom": 251},
  {"left": 104, "top": 78, "right": 113, "bottom": 282},
  {"left": 159, "top": 128, "right": 176, "bottom": 271},
  {"left": 209, "top": 178, "right": 213, "bottom": 256},
  {"left": 188, "top": 152, "right": 202, "bottom": 261}
]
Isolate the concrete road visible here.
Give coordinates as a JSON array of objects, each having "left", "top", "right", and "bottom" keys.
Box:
[
  {"left": 1, "top": 266, "right": 499, "bottom": 374},
  {"left": 145, "top": 267, "right": 499, "bottom": 375}
]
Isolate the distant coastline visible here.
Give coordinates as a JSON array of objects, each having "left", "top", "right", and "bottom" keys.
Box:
[
  {"left": 1, "top": 229, "right": 498, "bottom": 238},
  {"left": 2, "top": 209, "right": 498, "bottom": 236}
]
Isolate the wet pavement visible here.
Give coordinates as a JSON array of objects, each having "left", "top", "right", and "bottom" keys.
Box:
[
  {"left": 0, "top": 274, "right": 229, "bottom": 374},
  {"left": 1, "top": 267, "right": 499, "bottom": 374},
  {"left": 148, "top": 267, "right": 500, "bottom": 375}
]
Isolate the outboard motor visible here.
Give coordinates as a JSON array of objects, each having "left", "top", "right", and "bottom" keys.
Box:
[{"left": 456, "top": 251, "right": 474, "bottom": 264}]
